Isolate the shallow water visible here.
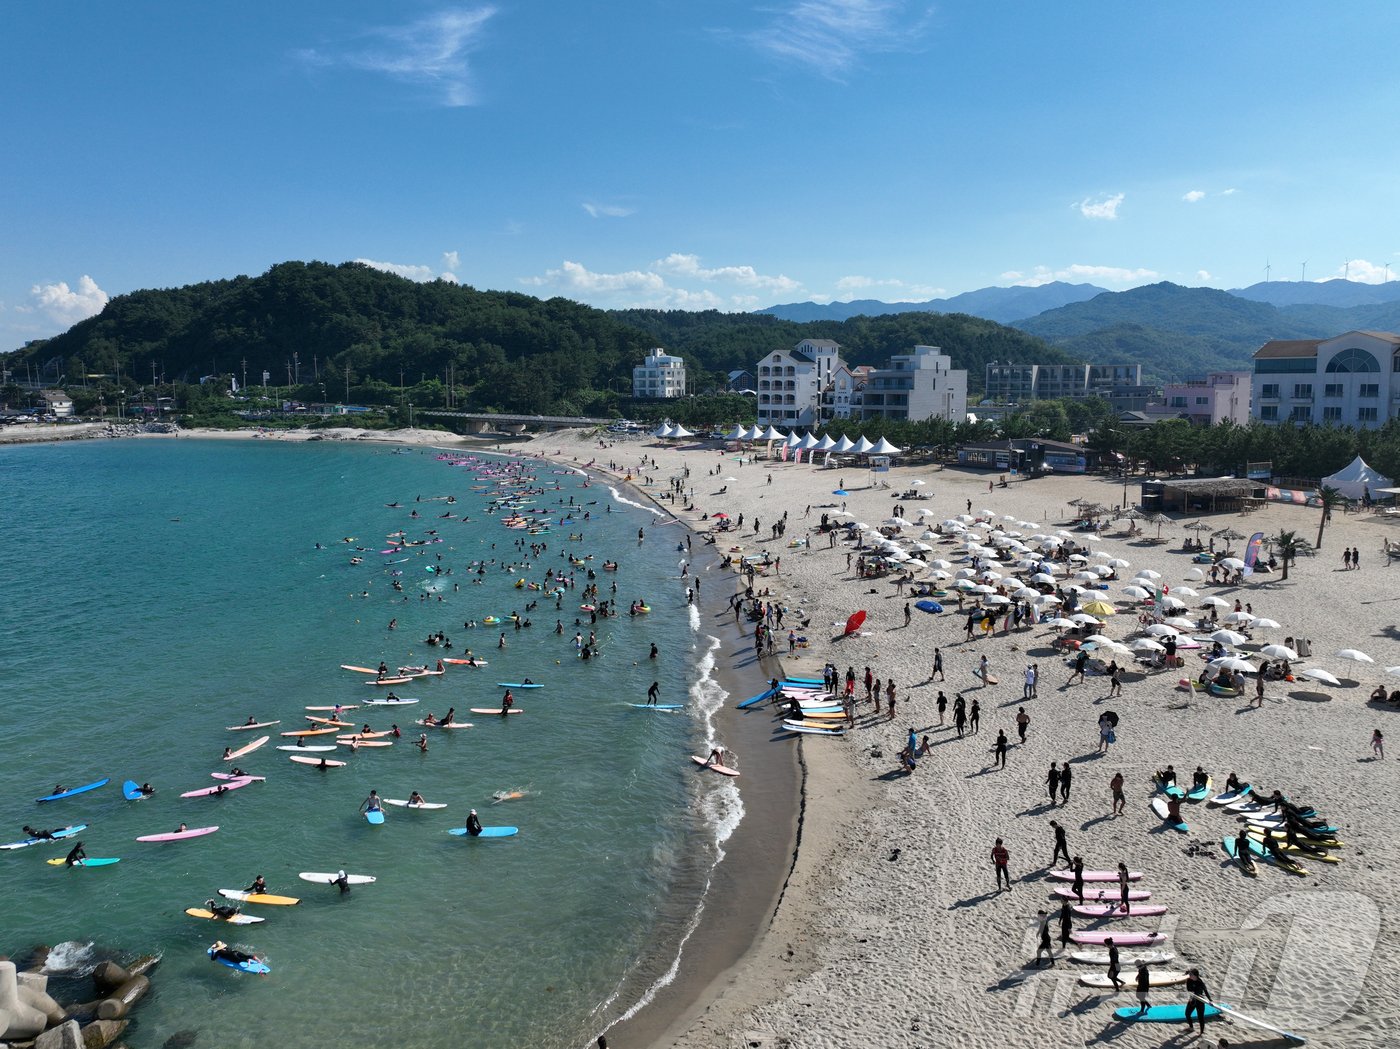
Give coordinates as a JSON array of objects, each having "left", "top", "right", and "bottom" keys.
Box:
[{"left": 0, "top": 439, "right": 723, "bottom": 1048}]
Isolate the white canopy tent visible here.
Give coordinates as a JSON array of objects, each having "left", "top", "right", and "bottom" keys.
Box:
[
  {"left": 724, "top": 425, "right": 747, "bottom": 441},
  {"left": 669, "top": 423, "right": 694, "bottom": 439},
  {"left": 815, "top": 434, "right": 837, "bottom": 451},
  {"left": 832, "top": 435, "right": 856, "bottom": 453},
  {"left": 652, "top": 422, "right": 675, "bottom": 439},
  {"left": 851, "top": 436, "right": 876, "bottom": 454},
  {"left": 758, "top": 425, "right": 787, "bottom": 441},
  {"left": 797, "top": 432, "right": 821, "bottom": 450},
  {"left": 869, "top": 436, "right": 902, "bottom": 455},
  {"left": 1321, "top": 456, "right": 1393, "bottom": 500}
]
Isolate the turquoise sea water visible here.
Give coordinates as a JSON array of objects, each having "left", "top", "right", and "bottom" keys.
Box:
[{"left": 0, "top": 439, "right": 732, "bottom": 1049}]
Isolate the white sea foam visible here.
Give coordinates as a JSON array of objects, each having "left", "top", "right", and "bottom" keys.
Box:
[
  {"left": 607, "top": 484, "right": 665, "bottom": 517},
  {"left": 43, "top": 940, "right": 96, "bottom": 975},
  {"left": 688, "top": 604, "right": 700, "bottom": 632}
]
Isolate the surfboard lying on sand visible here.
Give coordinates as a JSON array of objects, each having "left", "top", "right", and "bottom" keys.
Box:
[
  {"left": 185, "top": 907, "right": 264, "bottom": 925},
  {"left": 1069, "top": 930, "right": 1166, "bottom": 946},
  {"left": 1081, "top": 970, "right": 1187, "bottom": 988},
  {"left": 691, "top": 755, "right": 740, "bottom": 776},
  {"left": 1151, "top": 797, "right": 1188, "bottom": 832},
  {"left": 1208, "top": 784, "right": 1251, "bottom": 806},
  {"left": 1113, "top": 1003, "right": 1222, "bottom": 1023},
  {"left": 218, "top": 889, "right": 299, "bottom": 905},
  {"left": 137, "top": 826, "right": 219, "bottom": 842},
  {"left": 1050, "top": 868, "right": 1143, "bottom": 884},
  {"left": 1053, "top": 887, "right": 1151, "bottom": 902},
  {"left": 1072, "top": 903, "right": 1168, "bottom": 918},
  {"left": 1069, "top": 950, "right": 1173, "bottom": 966}
]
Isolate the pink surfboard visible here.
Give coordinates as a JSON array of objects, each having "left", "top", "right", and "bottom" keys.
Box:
[
  {"left": 180, "top": 777, "right": 254, "bottom": 798},
  {"left": 1053, "top": 887, "right": 1151, "bottom": 902},
  {"left": 692, "top": 755, "right": 740, "bottom": 777},
  {"left": 136, "top": 825, "right": 219, "bottom": 842},
  {"left": 1071, "top": 904, "right": 1168, "bottom": 919},
  {"left": 1069, "top": 931, "right": 1166, "bottom": 946},
  {"left": 1049, "top": 869, "right": 1144, "bottom": 883}
]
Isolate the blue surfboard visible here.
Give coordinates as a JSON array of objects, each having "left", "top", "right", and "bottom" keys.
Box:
[
  {"left": 122, "top": 780, "right": 152, "bottom": 800},
  {"left": 737, "top": 687, "right": 776, "bottom": 709},
  {"left": 914, "top": 599, "right": 943, "bottom": 614},
  {"left": 630, "top": 703, "right": 684, "bottom": 710},
  {"left": 1114, "top": 1003, "right": 1222, "bottom": 1023},
  {"left": 497, "top": 682, "right": 542, "bottom": 688},
  {"left": 448, "top": 826, "right": 518, "bottom": 838},
  {"left": 365, "top": 809, "right": 385, "bottom": 825},
  {"left": 36, "top": 778, "right": 109, "bottom": 803},
  {"left": 0, "top": 824, "right": 87, "bottom": 850},
  {"left": 207, "top": 947, "right": 270, "bottom": 974}
]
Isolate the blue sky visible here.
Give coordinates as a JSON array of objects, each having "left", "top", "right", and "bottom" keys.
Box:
[{"left": 4, "top": 2, "right": 1399, "bottom": 352}]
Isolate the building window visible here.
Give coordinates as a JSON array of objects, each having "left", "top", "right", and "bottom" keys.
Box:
[
  {"left": 1323, "top": 406, "right": 1342, "bottom": 421},
  {"left": 1195, "top": 397, "right": 1209, "bottom": 406},
  {"left": 1261, "top": 384, "right": 1279, "bottom": 399},
  {"left": 1292, "top": 384, "right": 1313, "bottom": 400},
  {"left": 1324, "top": 383, "right": 1343, "bottom": 397},
  {"left": 1289, "top": 406, "right": 1311, "bottom": 422},
  {"left": 1325, "top": 347, "right": 1380, "bottom": 373},
  {"left": 1359, "top": 406, "right": 1379, "bottom": 422},
  {"left": 1170, "top": 396, "right": 1186, "bottom": 407},
  {"left": 1261, "top": 405, "right": 1279, "bottom": 421},
  {"left": 1360, "top": 384, "right": 1379, "bottom": 398}
]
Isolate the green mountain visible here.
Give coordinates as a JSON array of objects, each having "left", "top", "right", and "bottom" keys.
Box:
[
  {"left": 15, "top": 261, "right": 1067, "bottom": 412},
  {"left": 757, "top": 281, "right": 1107, "bottom": 324}
]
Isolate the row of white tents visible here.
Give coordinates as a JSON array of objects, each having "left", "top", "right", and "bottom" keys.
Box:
[{"left": 652, "top": 421, "right": 902, "bottom": 455}]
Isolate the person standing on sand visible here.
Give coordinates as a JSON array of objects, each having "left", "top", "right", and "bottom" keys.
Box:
[
  {"left": 1070, "top": 856, "right": 1085, "bottom": 903},
  {"left": 1016, "top": 706, "right": 1030, "bottom": 743},
  {"left": 1023, "top": 664, "right": 1034, "bottom": 699},
  {"left": 1117, "top": 862, "right": 1132, "bottom": 913},
  {"left": 1108, "top": 664, "right": 1123, "bottom": 697},
  {"left": 1098, "top": 713, "right": 1115, "bottom": 754},
  {"left": 969, "top": 698, "right": 981, "bottom": 734},
  {"left": 993, "top": 729, "right": 1008, "bottom": 768},
  {"left": 932, "top": 647, "right": 944, "bottom": 681},
  {"left": 887, "top": 689, "right": 897, "bottom": 722},
  {"left": 937, "top": 690, "right": 948, "bottom": 725},
  {"left": 1035, "top": 910, "right": 1055, "bottom": 967},
  {"left": 1182, "top": 968, "right": 1214, "bottom": 1035},
  {"left": 1134, "top": 962, "right": 1152, "bottom": 1014},
  {"left": 1058, "top": 899, "right": 1074, "bottom": 948},
  {"left": 1254, "top": 671, "right": 1266, "bottom": 708},
  {"left": 1047, "top": 762, "right": 1061, "bottom": 806},
  {"left": 1373, "top": 729, "right": 1385, "bottom": 759},
  {"left": 1067, "top": 648, "right": 1088, "bottom": 686},
  {"left": 1110, "top": 771, "right": 1126, "bottom": 815},
  {"left": 1060, "top": 763, "right": 1073, "bottom": 804},
  {"left": 954, "top": 696, "right": 967, "bottom": 737},
  {"left": 1105, "top": 937, "right": 1123, "bottom": 991},
  {"left": 992, "top": 838, "right": 1011, "bottom": 890},
  {"left": 1050, "top": 820, "right": 1071, "bottom": 866}
]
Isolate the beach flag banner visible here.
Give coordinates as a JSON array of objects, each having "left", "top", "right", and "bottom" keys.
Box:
[
  {"left": 795, "top": 448, "right": 804, "bottom": 464},
  {"left": 1243, "top": 531, "right": 1265, "bottom": 575},
  {"left": 781, "top": 443, "right": 789, "bottom": 462}
]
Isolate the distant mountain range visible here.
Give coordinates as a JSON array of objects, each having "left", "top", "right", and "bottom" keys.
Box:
[{"left": 759, "top": 279, "right": 1400, "bottom": 382}]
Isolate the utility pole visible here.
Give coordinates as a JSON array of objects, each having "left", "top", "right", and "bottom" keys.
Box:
[
  {"left": 344, "top": 362, "right": 350, "bottom": 404},
  {"left": 293, "top": 352, "right": 300, "bottom": 386},
  {"left": 241, "top": 358, "right": 247, "bottom": 393}
]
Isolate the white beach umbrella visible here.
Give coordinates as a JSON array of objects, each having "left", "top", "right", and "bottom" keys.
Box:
[
  {"left": 1033, "top": 594, "right": 1062, "bottom": 606},
  {"left": 1201, "top": 596, "right": 1230, "bottom": 609},
  {"left": 910, "top": 479, "right": 926, "bottom": 487},
  {"left": 1143, "top": 623, "right": 1179, "bottom": 637},
  {"left": 957, "top": 514, "right": 977, "bottom": 524},
  {"left": 1219, "top": 557, "right": 1246, "bottom": 570},
  {"left": 1210, "top": 629, "right": 1248, "bottom": 645},
  {"left": 1223, "top": 611, "right": 1257, "bottom": 625},
  {"left": 984, "top": 594, "right": 1010, "bottom": 605},
  {"left": 980, "top": 570, "right": 1003, "bottom": 582},
  {"left": 929, "top": 559, "right": 953, "bottom": 570},
  {"left": 955, "top": 567, "right": 977, "bottom": 579},
  {"left": 1107, "top": 557, "right": 1132, "bottom": 569},
  {"left": 920, "top": 530, "right": 938, "bottom": 541},
  {"left": 884, "top": 516, "right": 911, "bottom": 529},
  {"left": 1252, "top": 618, "right": 1281, "bottom": 630},
  {"left": 1121, "top": 585, "right": 1152, "bottom": 599},
  {"left": 914, "top": 507, "right": 936, "bottom": 518},
  {"left": 1299, "top": 668, "right": 1341, "bottom": 686},
  {"left": 1134, "top": 569, "right": 1162, "bottom": 581},
  {"left": 1074, "top": 570, "right": 1099, "bottom": 582},
  {"left": 1083, "top": 633, "right": 1114, "bottom": 645},
  {"left": 1172, "top": 586, "right": 1199, "bottom": 597},
  {"left": 1385, "top": 666, "right": 1400, "bottom": 678},
  {"left": 970, "top": 584, "right": 996, "bottom": 594},
  {"left": 1209, "top": 656, "right": 1258, "bottom": 673},
  {"left": 1164, "top": 616, "right": 1197, "bottom": 630},
  {"left": 911, "top": 542, "right": 934, "bottom": 553},
  {"left": 1068, "top": 553, "right": 1089, "bottom": 563},
  {"left": 1260, "top": 644, "right": 1298, "bottom": 660},
  {"left": 1133, "top": 638, "right": 1166, "bottom": 652},
  {"left": 954, "top": 579, "right": 976, "bottom": 590},
  {"left": 1098, "top": 641, "right": 1133, "bottom": 655},
  {"left": 930, "top": 569, "right": 952, "bottom": 580},
  {"left": 1044, "top": 617, "right": 1077, "bottom": 629},
  {"left": 1091, "top": 564, "right": 1114, "bottom": 577},
  {"left": 1336, "top": 649, "right": 1375, "bottom": 664},
  {"left": 1031, "top": 573, "right": 1055, "bottom": 584},
  {"left": 1158, "top": 596, "right": 1186, "bottom": 610},
  {"left": 830, "top": 510, "right": 855, "bottom": 521},
  {"left": 1183, "top": 568, "right": 1205, "bottom": 581},
  {"left": 1011, "top": 587, "right": 1039, "bottom": 600},
  {"left": 1070, "top": 613, "right": 1102, "bottom": 625}
]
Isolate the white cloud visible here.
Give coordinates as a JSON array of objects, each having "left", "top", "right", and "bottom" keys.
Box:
[
  {"left": 1220, "top": 187, "right": 1238, "bottom": 196},
  {"left": 832, "top": 275, "right": 944, "bottom": 299},
  {"left": 582, "top": 202, "right": 636, "bottom": 219},
  {"left": 745, "top": 0, "right": 927, "bottom": 78},
  {"left": 1197, "top": 270, "right": 1213, "bottom": 282},
  {"left": 29, "top": 275, "right": 109, "bottom": 326},
  {"left": 298, "top": 7, "right": 495, "bottom": 107},
  {"left": 1182, "top": 190, "right": 1206, "bottom": 203},
  {"left": 653, "top": 253, "right": 802, "bottom": 294},
  {"left": 355, "top": 258, "right": 458, "bottom": 283},
  {"left": 524, "top": 260, "right": 666, "bottom": 296},
  {"left": 1074, "top": 193, "right": 1124, "bottom": 220},
  {"left": 1328, "top": 259, "right": 1391, "bottom": 284},
  {"left": 1009, "top": 264, "right": 1159, "bottom": 288},
  {"left": 441, "top": 250, "right": 461, "bottom": 271}
]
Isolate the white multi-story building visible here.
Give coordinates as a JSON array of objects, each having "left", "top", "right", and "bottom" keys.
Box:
[
  {"left": 859, "top": 345, "right": 968, "bottom": 423},
  {"left": 1251, "top": 330, "right": 1400, "bottom": 427},
  {"left": 756, "top": 339, "right": 844, "bottom": 426},
  {"left": 632, "top": 348, "right": 686, "bottom": 399}
]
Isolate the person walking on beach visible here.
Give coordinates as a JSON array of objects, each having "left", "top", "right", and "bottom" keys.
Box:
[
  {"left": 965, "top": 613, "right": 976, "bottom": 641},
  {"left": 992, "top": 838, "right": 1011, "bottom": 891},
  {"left": 1035, "top": 910, "right": 1055, "bottom": 967},
  {"left": 1105, "top": 937, "right": 1123, "bottom": 992},
  {"left": 1016, "top": 706, "right": 1030, "bottom": 743},
  {"left": 1067, "top": 649, "right": 1088, "bottom": 686},
  {"left": 1070, "top": 856, "right": 1085, "bottom": 902},
  {"left": 1058, "top": 898, "right": 1074, "bottom": 948},
  {"left": 1254, "top": 671, "right": 1266, "bottom": 708},
  {"left": 1373, "top": 729, "right": 1385, "bottom": 759},
  {"left": 1108, "top": 664, "right": 1123, "bottom": 697},
  {"left": 1110, "top": 771, "right": 1126, "bottom": 815},
  {"left": 1117, "top": 862, "right": 1132, "bottom": 913},
  {"left": 904, "top": 602, "right": 911, "bottom": 627},
  {"left": 937, "top": 690, "right": 947, "bottom": 725},
  {"left": 1046, "top": 762, "right": 1061, "bottom": 806},
  {"left": 1098, "top": 713, "right": 1115, "bottom": 754},
  {"left": 931, "top": 647, "right": 944, "bottom": 681},
  {"left": 1133, "top": 962, "right": 1152, "bottom": 1014},
  {"left": 970, "top": 699, "right": 981, "bottom": 734},
  {"left": 1182, "top": 968, "right": 1214, "bottom": 1034},
  {"left": 1343, "top": 547, "right": 1352, "bottom": 570},
  {"left": 1023, "top": 664, "right": 1035, "bottom": 699},
  {"left": 954, "top": 695, "right": 967, "bottom": 738},
  {"left": 1353, "top": 546, "right": 1361, "bottom": 570},
  {"left": 993, "top": 729, "right": 1009, "bottom": 768},
  {"left": 1050, "top": 820, "right": 1071, "bottom": 867},
  {"left": 1060, "top": 763, "right": 1073, "bottom": 804}
]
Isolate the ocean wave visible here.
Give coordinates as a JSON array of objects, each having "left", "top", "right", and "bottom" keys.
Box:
[
  {"left": 607, "top": 485, "right": 665, "bottom": 517},
  {"left": 43, "top": 940, "right": 96, "bottom": 975},
  {"left": 687, "top": 604, "right": 700, "bottom": 632}
]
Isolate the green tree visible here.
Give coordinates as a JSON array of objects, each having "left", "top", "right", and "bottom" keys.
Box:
[
  {"left": 1268, "top": 529, "right": 1312, "bottom": 580},
  {"left": 1314, "top": 485, "right": 1343, "bottom": 551}
]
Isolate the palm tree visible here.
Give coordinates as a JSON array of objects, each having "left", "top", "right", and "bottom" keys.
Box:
[
  {"left": 1315, "top": 485, "right": 1343, "bottom": 551},
  {"left": 1269, "top": 530, "right": 1313, "bottom": 580}
]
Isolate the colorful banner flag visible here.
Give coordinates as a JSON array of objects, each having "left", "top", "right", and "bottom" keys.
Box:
[{"left": 1243, "top": 531, "right": 1265, "bottom": 575}]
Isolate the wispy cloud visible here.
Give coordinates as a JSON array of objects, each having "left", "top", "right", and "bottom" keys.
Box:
[
  {"left": 1008, "top": 264, "right": 1159, "bottom": 288},
  {"left": 1182, "top": 190, "right": 1206, "bottom": 203},
  {"left": 298, "top": 7, "right": 496, "bottom": 107},
  {"left": 1328, "top": 259, "right": 1391, "bottom": 284},
  {"left": 355, "top": 257, "right": 459, "bottom": 283},
  {"left": 745, "top": 0, "right": 928, "bottom": 78},
  {"left": 522, "top": 255, "right": 804, "bottom": 309},
  {"left": 28, "top": 275, "right": 109, "bottom": 326},
  {"left": 833, "top": 275, "right": 944, "bottom": 299},
  {"left": 582, "top": 202, "right": 636, "bottom": 219},
  {"left": 1074, "top": 193, "right": 1124, "bottom": 220},
  {"left": 1220, "top": 187, "right": 1238, "bottom": 196},
  {"left": 1197, "top": 270, "right": 1213, "bottom": 282}
]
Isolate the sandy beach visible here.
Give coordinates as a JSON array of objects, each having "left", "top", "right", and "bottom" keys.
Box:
[
  {"left": 14, "top": 419, "right": 1400, "bottom": 1047},
  {"left": 520, "top": 426, "right": 1400, "bottom": 1049}
]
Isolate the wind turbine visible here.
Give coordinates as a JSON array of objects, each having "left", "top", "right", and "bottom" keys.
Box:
[{"left": 1301, "top": 261, "right": 1307, "bottom": 283}]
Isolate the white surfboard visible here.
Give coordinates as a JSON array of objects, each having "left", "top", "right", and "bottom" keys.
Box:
[
  {"left": 297, "top": 872, "right": 377, "bottom": 885},
  {"left": 382, "top": 798, "right": 448, "bottom": 809}
]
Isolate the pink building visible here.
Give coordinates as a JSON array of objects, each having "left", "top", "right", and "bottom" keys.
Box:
[{"left": 1161, "top": 371, "right": 1250, "bottom": 425}]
